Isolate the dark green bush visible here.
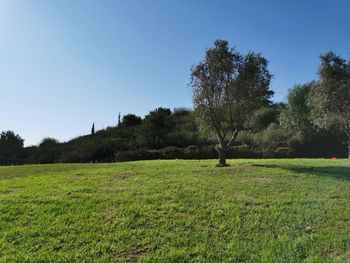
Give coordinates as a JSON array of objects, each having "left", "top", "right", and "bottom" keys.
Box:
[
  {"left": 273, "top": 147, "right": 296, "bottom": 158},
  {"left": 227, "top": 144, "right": 261, "bottom": 158},
  {"left": 184, "top": 145, "right": 200, "bottom": 159},
  {"left": 161, "top": 147, "right": 183, "bottom": 159}
]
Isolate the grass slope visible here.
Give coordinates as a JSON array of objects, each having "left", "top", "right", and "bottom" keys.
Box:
[{"left": 0, "top": 159, "right": 349, "bottom": 262}]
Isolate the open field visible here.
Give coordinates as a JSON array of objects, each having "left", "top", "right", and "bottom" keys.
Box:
[{"left": 0, "top": 159, "right": 349, "bottom": 262}]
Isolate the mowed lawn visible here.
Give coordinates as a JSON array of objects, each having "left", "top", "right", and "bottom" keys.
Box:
[{"left": 0, "top": 159, "right": 349, "bottom": 262}]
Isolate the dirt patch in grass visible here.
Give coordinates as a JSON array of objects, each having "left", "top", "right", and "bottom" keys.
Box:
[
  {"left": 0, "top": 187, "right": 21, "bottom": 195},
  {"left": 254, "top": 177, "right": 273, "bottom": 184},
  {"left": 232, "top": 164, "right": 254, "bottom": 173},
  {"left": 67, "top": 173, "right": 89, "bottom": 183},
  {"left": 120, "top": 247, "right": 150, "bottom": 259},
  {"left": 105, "top": 172, "right": 139, "bottom": 180},
  {"left": 68, "top": 172, "right": 139, "bottom": 182}
]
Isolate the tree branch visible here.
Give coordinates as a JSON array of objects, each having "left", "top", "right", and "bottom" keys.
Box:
[
  {"left": 343, "top": 126, "right": 350, "bottom": 140},
  {"left": 226, "top": 129, "right": 239, "bottom": 148}
]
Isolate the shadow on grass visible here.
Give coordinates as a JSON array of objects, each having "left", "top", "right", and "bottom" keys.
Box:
[{"left": 252, "top": 164, "right": 350, "bottom": 181}]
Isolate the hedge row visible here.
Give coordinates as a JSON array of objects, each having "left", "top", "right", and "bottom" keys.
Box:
[{"left": 113, "top": 145, "right": 296, "bottom": 162}]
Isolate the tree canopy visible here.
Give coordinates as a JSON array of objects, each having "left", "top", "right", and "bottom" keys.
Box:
[
  {"left": 0, "top": 131, "right": 24, "bottom": 165},
  {"left": 191, "top": 39, "right": 273, "bottom": 165},
  {"left": 308, "top": 51, "right": 350, "bottom": 157}
]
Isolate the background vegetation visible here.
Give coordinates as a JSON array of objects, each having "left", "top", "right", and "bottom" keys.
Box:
[
  {"left": 1, "top": 47, "right": 349, "bottom": 165},
  {"left": 0, "top": 99, "right": 347, "bottom": 165}
]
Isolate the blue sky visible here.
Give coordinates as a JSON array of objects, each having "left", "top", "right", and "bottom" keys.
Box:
[{"left": 1, "top": 0, "right": 349, "bottom": 146}]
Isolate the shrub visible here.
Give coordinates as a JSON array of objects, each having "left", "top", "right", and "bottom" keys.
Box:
[
  {"left": 161, "top": 147, "right": 183, "bottom": 159},
  {"left": 184, "top": 145, "right": 199, "bottom": 159},
  {"left": 273, "top": 147, "right": 296, "bottom": 158},
  {"left": 227, "top": 144, "right": 261, "bottom": 158}
]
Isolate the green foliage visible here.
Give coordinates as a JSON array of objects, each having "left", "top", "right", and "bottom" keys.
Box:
[
  {"left": 39, "top": 137, "right": 59, "bottom": 147},
  {"left": 34, "top": 138, "right": 60, "bottom": 164},
  {"left": 309, "top": 52, "right": 350, "bottom": 140},
  {"left": 308, "top": 52, "right": 350, "bottom": 158},
  {"left": 0, "top": 160, "right": 349, "bottom": 261},
  {"left": 142, "top": 107, "right": 173, "bottom": 148},
  {"left": 273, "top": 147, "right": 296, "bottom": 158},
  {"left": 247, "top": 105, "right": 282, "bottom": 132},
  {"left": 0, "top": 131, "right": 24, "bottom": 165},
  {"left": 121, "top": 114, "right": 142, "bottom": 127},
  {"left": 4, "top": 48, "right": 350, "bottom": 163},
  {"left": 191, "top": 39, "right": 273, "bottom": 165},
  {"left": 280, "top": 82, "right": 316, "bottom": 135},
  {"left": 1, "top": 96, "right": 349, "bottom": 165},
  {"left": 161, "top": 146, "right": 183, "bottom": 159},
  {"left": 253, "top": 123, "right": 294, "bottom": 149},
  {"left": 167, "top": 110, "right": 204, "bottom": 147}
]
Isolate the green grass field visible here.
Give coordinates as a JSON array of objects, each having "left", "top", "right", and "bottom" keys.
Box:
[{"left": 0, "top": 159, "right": 349, "bottom": 262}]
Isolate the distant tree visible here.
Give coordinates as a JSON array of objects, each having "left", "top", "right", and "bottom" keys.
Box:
[
  {"left": 143, "top": 107, "right": 173, "bottom": 148},
  {"left": 39, "top": 137, "right": 59, "bottom": 147},
  {"left": 247, "top": 104, "right": 282, "bottom": 132},
  {"left": 121, "top": 114, "right": 142, "bottom": 127},
  {"left": 168, "top": 109, "right": 202, "bottom": 147},
  {"left": 308, "top": 51, "right": 350, "bottom": 158},
  {"left": 118, "top": 112, "right": 121, "bottom": 127},
  {"left": 191, "top": 39, "right": 273, "bottom": 166},
  {"left": 91, "top": 123, "right": 95, "bottom": 135},
  {"left": 173, "top": 107, "right": 191, "bottom": 117},
  {"left": 37, "top": 137, "right": 60, "bottom": 164},
  {"left": 280, "top": 82, "right": 316, "bottom": 135},
  {"left": 0, "top": 131, "right": 24, "bottom": 164}
]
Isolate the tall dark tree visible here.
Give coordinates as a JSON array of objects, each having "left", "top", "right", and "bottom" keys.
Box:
[
  {"left": 143, "top": 107, "right": 173, "bottom": 148},
  {"left": 308, "top": 51, "right": 350, "bottom": 158},
  {"left": 191, "top": 39, "right": 273, "bottom": 166},
  {"left": 91, "top": 123, "right": 95, "bottom": 135},
  {"left": 121, "top": 114, "right": 142, "bottom": 127},
  {"left": 118, "top": 112, "right": 121, "bottom": 127}
]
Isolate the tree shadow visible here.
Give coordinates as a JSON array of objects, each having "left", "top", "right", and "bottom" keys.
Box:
[{"left": 252, "top": 163, "right": 350, "bottom": 181}]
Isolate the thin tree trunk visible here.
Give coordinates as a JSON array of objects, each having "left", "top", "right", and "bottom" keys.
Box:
[{"left": 343, "top": 128, "right": 350, "bottom": 159}]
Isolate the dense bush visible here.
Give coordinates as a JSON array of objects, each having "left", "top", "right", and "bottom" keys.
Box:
[
  {"left": 111, "top": 144, "right": 297, "bottom": 162},
  {"left": 273, "top": 147, "right": 296, "bottom": 158}
]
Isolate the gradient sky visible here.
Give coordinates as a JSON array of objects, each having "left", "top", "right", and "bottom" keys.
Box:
[{"left": 1, "top": 0, "right": 349, "bottom": 146}]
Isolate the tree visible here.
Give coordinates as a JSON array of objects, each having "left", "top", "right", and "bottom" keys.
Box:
[
  {"left": 121, "top": 114, "right": 142, "bottom": 127},
  {"left": 142, "top": 107, "right": 173, "bottom": 148},
  {"left": 118, "top": 112, "right": 121, "bottom": 127},
  {"left": 308, "top": 51, "right": 350, "bottom": 158},
  {"left": 191, "top": 40, "right": 273, "bottom": 166},
  {"left": 168, "top": 109, "right": 202, "bottom": 147},
  {"left": 91, "top": 123, "right": 95, "bottom": 135},
  {"left": 247, "top": 104, "right": 282, "bottom": 132},
  {"left": 37, "top": 137, "right": 60, "bottom": 164},
  {"left": 0, "top": 131, "right": 24, "bottom": 165},
  {"left": 280, "top": 82, "right": 316, "bottom": 135},
  {"left": 39, "top": 137, "right": 59, "bottom": 147}
]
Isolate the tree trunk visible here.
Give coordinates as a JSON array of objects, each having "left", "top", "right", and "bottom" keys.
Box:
[
  {"left": 217, "top": 147, "right": 227, "bottom": 166},
  {"left": 348, "top": 143, "right": 350, "bottom": 159}
]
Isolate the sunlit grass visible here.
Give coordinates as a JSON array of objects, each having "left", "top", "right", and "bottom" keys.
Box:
[{"left": 0, "top": 159, "right": 349, "bottom": 262}]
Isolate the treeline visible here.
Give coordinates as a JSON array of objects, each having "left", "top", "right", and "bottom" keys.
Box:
[{"left": 1, "top": 87, "right": 347, "bottom": 165}]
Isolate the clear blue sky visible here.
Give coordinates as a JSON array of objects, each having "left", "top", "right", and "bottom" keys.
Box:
[{"left": 1, "top": 0, "right": 349, "bottom": 146}]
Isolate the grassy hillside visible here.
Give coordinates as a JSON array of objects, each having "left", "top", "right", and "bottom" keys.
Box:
[{"left": 0, "top": 159, "right": 349, "bottom": 262}]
